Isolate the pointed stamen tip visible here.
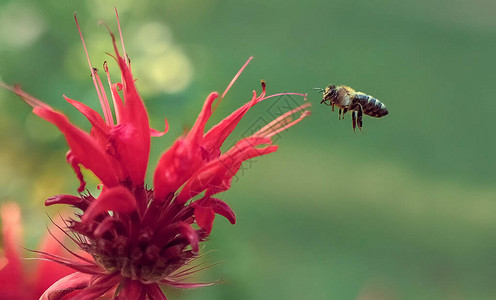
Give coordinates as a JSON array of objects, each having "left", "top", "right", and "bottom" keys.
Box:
[
  {"left": 90, "top": 67, "right": 99, "bottom": 78},
  {"left": 74, "top": 12, "right": 81, "bottom": 32},
  {"left": 260, "top": 79, "right": 266, "bottom": 89},
  {"left": 99, "top": 20, "right": 117, "bottom": 43},
  {"left": 105, "top": 52, "right": 118, "bottom": 63},
  {"left": 103, "top": 61, "right": 108, "bottom": 72},
  {"left": 221, "top": 57, "right": 254, "bottom": 99},
  {"left": 99, "top": 20, "right": 115, "bottom": 38}
]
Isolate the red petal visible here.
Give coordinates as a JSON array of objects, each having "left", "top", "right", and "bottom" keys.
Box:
[
  {"left": 93, "top": 216, "right": 118, "bottom": 238},
  {"left": 66, "top": 151, "right": 87, "bottom": 193},
  {"left": 0, "top": 203, "right": 25, "bottom": 299},
  {"left": 176, "top": 222, "right": 199, "bottom": 253},
  {"left": 65, "top": 96, "right": 114, "bottom": 161},
  {"left": 145, "top": 283, "right": 168, "bottom": 300},
  {"left": 153, "top": 139, "right": 182, "bottom": 200},
  {"left": 69, "top": 274, "right": 121, "bottom": 300},
  {"left": 150, "top": 118, "right": 169, "bottom": 137},
  {"left": 45, "top": 194, "right": 86, "bottom": 210},
  {"left": 115, "top": 279, "right": 146, "bottom": 300},
  {"left": 110, "top": 31, "right": 150, "bottom": 187},
  {"left": 186, "top": 92, "right": 218, "bottom": 144},
  {"left": 211, "top": 198, "right": 236, "bottom": 225},
  {"left": 153, "top": 138, "right": 202, "bottom": 201},
  {"left": 202, "top": 93, "right": 258, "bottom": 157},
  {"left": 110, "top": 82, "right": 125, "bottom": 123},
  {"left": 177, "top": 137, "right": 277, "bottom": 203},
  {"left": 154, "top": 93, "right": 219, "bottom": 201},
  {"left": 194, "top": 206, "right": 215, "bottom": 235},
  {"left": 64, "top": 95, "right": 109, "bottom": 136},
  {"left": 4, "top": 83, "right": 120, "bottom": 189},
  {"left": 39, "top": 272, "right": 92, "bottom": 300},
  {"left": 110, "top": 122, "right": 150, "bottom": 187},
  {"left": 33, "top": 106, "right": 119, "bottom": 188},
  {"left": 82, "top": 186, "right": 137, "bottom": 223},
  {"left": 176, "top": 163, "right": 226, "bottom": 204}
]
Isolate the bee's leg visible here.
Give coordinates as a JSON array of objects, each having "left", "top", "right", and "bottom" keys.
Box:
[
  {"left": 357, "top": 105, "right": 363, "bottom": 131},
  {"left": 338, "top": 108, "right": 342, "bottom": 119},
  {"left": 342, "top": 108, "right": 348, "bottom": 119},
  {"left": 331, "top": 103, "right": 334, "bottom": 112},
  {"left": 352, "top": 111, "right": 357, "bottom": 132}
]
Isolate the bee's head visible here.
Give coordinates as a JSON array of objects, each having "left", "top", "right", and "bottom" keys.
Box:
[
  {"left": 323, "top": 84, "right": 338, "bottom": 102},
  {"left": 325, "top": 84, "right": 336, "bottom": 93},
  {"left": 317, "top": 85, "right": 336, "bottom": 106}
]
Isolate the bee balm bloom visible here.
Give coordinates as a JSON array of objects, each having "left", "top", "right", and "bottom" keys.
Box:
[
  {"left": 1, "top": 11, "right": 310, "bottom": 300},
  {"left": 0, "top": 203, "right": 76, "bottom": 300}
]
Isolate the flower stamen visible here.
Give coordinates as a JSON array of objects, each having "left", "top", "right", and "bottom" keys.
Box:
[
  {"left": 114, "top": 7, "right": 128, "bottom": 68},
  {"left": 254, "top": 102, "right": 312, "bottom": 138},
  {"left": 213, "top": 56, "right": 254, "bottom": 114},
  {"left": 75, "top": 13, "right": 115, "bottom": 126}
]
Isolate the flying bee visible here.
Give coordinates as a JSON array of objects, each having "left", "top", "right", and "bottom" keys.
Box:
[{"left": 316, "top": 85, "right": 388, "bottom": 131}]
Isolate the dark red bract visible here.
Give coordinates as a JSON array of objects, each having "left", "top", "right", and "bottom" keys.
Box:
[{"left": 1, "top": 10, "right": 310, "bottom": 300}]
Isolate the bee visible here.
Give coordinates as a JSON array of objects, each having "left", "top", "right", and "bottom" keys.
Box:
[{"left": 316, "top": 85, "right": 388, "bottom": 131}]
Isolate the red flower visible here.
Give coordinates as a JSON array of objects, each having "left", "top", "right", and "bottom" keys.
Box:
[
  {"left": 1, "top": 10, "right": 310, "bottom": 300},
  {"left": 0, "top": 203, "right": 76, "bottom": 300}
]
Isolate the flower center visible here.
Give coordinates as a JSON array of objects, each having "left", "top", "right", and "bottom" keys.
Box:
[{"left": 90, "top": 234, "right": 194, "bottom": 283}]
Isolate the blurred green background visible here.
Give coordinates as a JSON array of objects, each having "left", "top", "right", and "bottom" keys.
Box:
[{"left": 1, "top": 0, "right": 496, "bottom": 299}]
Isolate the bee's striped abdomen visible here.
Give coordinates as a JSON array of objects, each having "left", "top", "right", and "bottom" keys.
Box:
[{"left": 354, "top": 93, "right": 388, "bottom": 118}]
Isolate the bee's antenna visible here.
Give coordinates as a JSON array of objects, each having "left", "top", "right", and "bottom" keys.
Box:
[{"left": 313, "top": 87, "right": 324, "bottom": 93}]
